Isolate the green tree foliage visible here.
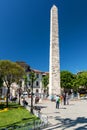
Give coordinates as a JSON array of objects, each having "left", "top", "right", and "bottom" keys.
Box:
[
  {"left": 0, "top": 60, "right": 25, "bottom": 107},
  {"left": 29, "top": 71, "right": 37, "bottom": 82},
  {"left": 61, "top": 70, "right": 87, "bottom": 92},
  {"left": 76, "top": 71, "right": 87, "bottom": 88},
  {"left": 60, "top": 70, "right": 75, "bottom": 90},
  {"left": 42, "top": 74, "right": 49, "bottom": 91},
  {"left": 71, "top": 74, "right": 79, "bottom": 91}
]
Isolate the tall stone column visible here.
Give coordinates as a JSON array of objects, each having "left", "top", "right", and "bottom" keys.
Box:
[{"left": 49, "top": 5, "right": 61, "bottom": 97}]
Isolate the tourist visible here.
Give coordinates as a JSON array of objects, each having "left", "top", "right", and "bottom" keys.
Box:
[
  {"left": 55, "top": 95, "right": 60, "bottom": 109},
  {"left": 60, "top": 95, "right": 63, "bottom": 105},
  {"left": 66, "top": 92, "right": 69, "bottom": 105},
  {"left": 22, "top": 98, "right": 28, "bottom": 106},
  {"left": 51, "top": 94, "right": 54, "bottom": 101},
  {"left": 63, "top": 93, "right": 66, "bottom": 105}
]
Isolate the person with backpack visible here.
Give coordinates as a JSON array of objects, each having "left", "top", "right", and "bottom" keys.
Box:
[{"left": 55, "top": 95, "right": 60, "bottom": 109}]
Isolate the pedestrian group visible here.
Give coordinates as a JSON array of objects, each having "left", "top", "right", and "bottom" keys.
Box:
[{"left": 55, "top": 92, "right": 69, "bottom": 109}]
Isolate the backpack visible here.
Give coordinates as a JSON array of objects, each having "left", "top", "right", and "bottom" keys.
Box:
[{"left": 57, "top": 97, "right": 60, "bottom": 103}]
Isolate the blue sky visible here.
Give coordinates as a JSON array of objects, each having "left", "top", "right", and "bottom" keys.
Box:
[{"left": 0, "top": 0, "right": 87, "bottom": 73}]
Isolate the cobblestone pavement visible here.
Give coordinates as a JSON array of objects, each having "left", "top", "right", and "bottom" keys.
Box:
[{"left": 37, "top": 99, "right": 87, "bottom": 130}]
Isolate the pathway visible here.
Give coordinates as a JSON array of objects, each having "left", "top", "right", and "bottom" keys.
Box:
[{"left": 38, "top": 99, "right": 87, "bottom": 130}]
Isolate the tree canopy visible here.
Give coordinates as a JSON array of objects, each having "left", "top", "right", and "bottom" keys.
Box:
[
  {"left": 42, "top": 74, "right": 49, "bottom": 91},
  {"left": 60, "top": 70, "right": 75, "bottom": 90},
  {"left": 0, "top": 60, "right": 25, "bottom": 106},
  {"left": 60, "top": 70, "right": 87, "bottom": 92},
  {"left": 0, "top": 60, "right": 25, "bottom": 85},
  {"left": 76, "top": 71, "right": 87, "bottom": 88}
]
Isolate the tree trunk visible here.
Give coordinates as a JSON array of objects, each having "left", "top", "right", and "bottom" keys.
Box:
[
  {"left": 6, "top": 87, "right": 10, "bottom": 107},
  {"left": 31, "top": 92, "right": 33, "bottom": 114},
  {"left": 19, "top": 91, "right": 20, "bottom": 105},
  {"left": 18, "top": 88, "right": 21, "bottom": 105}
]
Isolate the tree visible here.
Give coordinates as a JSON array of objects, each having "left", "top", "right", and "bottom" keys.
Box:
[
  {"left": 76, "top": 71, "right": 87, "bottom": 88},
  {"left": 0, "top": 75, "right": 3, "bottom": 88},
  {"left": 0, "top": 76, "right": 3, "bottom": 97},
  {"left": 18, "top": 80, "right": 23, "bottom": 105},
  {"left": 0, "top": 60, "right": 25, "bottom": 107},
  {"left": 42, "top": 74, "right": 49, "bottom": 94},
  {"left": 60, "top": 71, "right": 75, "bottom": 92},
  {"left": 71, "top": 74, "right": 79, "bottom": 91},
  {"left": 29, "top": 71, "right": 36, "bottom": 114},
  {"left": 23, "top": 75, "right": 29, "bottom": 91}
]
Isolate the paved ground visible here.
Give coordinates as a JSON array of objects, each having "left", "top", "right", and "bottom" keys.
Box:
[{"left": 36, "top": 99, "right": 87, "bottom": 130}]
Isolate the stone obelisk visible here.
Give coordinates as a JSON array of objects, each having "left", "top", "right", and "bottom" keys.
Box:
[{"left": 49, "top": 5, "right": 61, "bottom": 97}]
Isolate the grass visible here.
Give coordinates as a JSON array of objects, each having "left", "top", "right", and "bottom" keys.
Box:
[{"left": 0, "top": 103, "right": 39, "bottom": 129}]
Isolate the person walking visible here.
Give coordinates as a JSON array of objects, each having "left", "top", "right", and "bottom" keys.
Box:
[
  {"left": 55, "top": 95, "right": 60, "bottom": 109},
  {"left": 66, "top": 92, "right": 69, "bottom": 105},
  {"left": 63, "top": 93, "right": 66, "bottom": 105},
  {"left": 60, "top": 95, "right": 63, "bottom": 105},
  {"left": 22, "top": 98, "right": 28, "bottom": 106}
]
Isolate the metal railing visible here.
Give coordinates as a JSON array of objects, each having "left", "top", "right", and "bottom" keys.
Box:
[{"left": 0, "top": 118, "right": 48, "bottom": 130}]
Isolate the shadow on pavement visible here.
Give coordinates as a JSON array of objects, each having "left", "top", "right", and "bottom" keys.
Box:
[
  {"left": 55, "top": 116, "right": 87, "bottom": 130},
  {"left": 59, "top": 107, "right": 67, "bottom": 109},
  {"left": 44, "top": 117, "right": 87, "bottom": 130}
]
